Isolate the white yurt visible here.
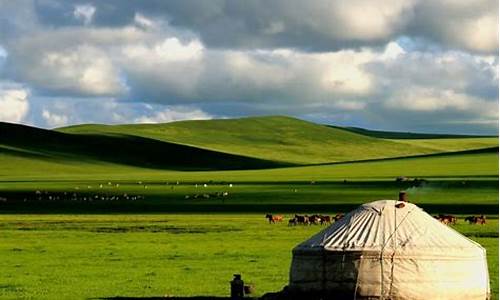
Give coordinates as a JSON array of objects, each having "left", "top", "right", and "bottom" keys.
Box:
[{"left": 289, "top": 200, "right": 490, "bottom": 299}]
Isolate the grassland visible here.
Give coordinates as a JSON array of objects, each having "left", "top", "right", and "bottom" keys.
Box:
[
  {"left": 0, "top": 116, "right": 498, "bottom": 299},
  {"left": 0, "top": 214, "right": 497, "bottom": 299}
]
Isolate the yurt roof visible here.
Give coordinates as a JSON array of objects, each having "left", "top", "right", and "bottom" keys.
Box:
[{"left": 294, "top": 200, "right": 484, "bottom": 256}]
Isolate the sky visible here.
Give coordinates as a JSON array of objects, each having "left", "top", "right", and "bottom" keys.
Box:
[{"left": 0, "top": 0, "right": 498, "bottom": 134}]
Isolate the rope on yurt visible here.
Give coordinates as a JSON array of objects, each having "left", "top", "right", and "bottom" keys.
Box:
[
  {"left": 388, "top": 201, "right": 397, "bottom": 298},
  {"left": 340, "top": 210, "right": 356, "bottom": 299},
  {"left": 379, "top": 204, "right": 416, "bottom": 299},
  {"left": 322, "top": 248, "right": 326, "bottom": 295}
]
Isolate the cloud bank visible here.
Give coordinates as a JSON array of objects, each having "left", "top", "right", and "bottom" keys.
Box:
[{"left": 0, "top": 0, "right": 497, "bottom": 134}]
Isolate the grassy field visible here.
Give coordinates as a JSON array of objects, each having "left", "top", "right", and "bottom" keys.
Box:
[
  {"left": 0, "top": 214, "right": 497, "bottom": 299},
  {"left": 0, "top": 150, "right": 497, "bottom": 215},
  {"left": 0, "top": 146, "right": 497, "bottom": 180},
  {"left": 0, "top": 116, "right": 498, "bottom": 299}
]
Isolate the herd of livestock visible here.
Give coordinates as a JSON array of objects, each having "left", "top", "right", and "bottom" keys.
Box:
[
  {"left": 266, "top": 213, "right": 488, "bottom": 226},
  {"left": 265, "top": 214, "right": 345, "bottom": 225},
  {"left": 434, "top": 214, "right": 487, "bottom": 225}
]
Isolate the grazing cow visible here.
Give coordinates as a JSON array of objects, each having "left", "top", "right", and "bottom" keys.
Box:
[
  {"left": 265, "top": 214, "right": 284, "bottom": 224},
  {"left": 288, "top": 218, "right": 298, "bottom": 226}
]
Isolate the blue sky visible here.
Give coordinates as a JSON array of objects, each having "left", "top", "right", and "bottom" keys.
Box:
[{"left": 0, "top": 0, "right": 498, "bottom": 134}]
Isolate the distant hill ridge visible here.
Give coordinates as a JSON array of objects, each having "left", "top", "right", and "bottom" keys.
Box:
[
  {"left": 329, "top": 125, "right": 497, "bottom": 139},
  {"left": 57, "top": 115, "right": 498, "bottom": 164}
]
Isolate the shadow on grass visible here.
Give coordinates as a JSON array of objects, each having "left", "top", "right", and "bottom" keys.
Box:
[
  {"left": 1, "top": 203, "right": 498, "bottom": 215},
  {"left": 93, "top": 297, "right": 255, "bottom": 299}
]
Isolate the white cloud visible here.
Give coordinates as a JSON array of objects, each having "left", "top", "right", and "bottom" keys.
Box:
[
  {"left": 73, "top": 4, "right": 96, "bottom": 26},
  {"left": 331, "top": 0, "right": 416, "bottom": 41},
  {"left": 385, "top": 88, "right": 478, "bottom": 111},
  {"left": 42, "top": 109, "right": 68, "bottom": 127},
  {"left": 0, "top": 88, "right": 29, "bottom": 123},
  {"left": 11, "top": 43, "right": 125, "bottom": 96},
  {"left": 412, "top": 0, "right": 498, "bottom": 53},
  {"left": 133, "top": 13, "right": 156, "bottom": 30},
  {"left": 0, "top": 2, "right": 497, "bottom": 134},
  {"left": 0, "top": 45, "right": 6, "bottom": 58},
  {"left": 134, "top": 106, "right": 212, "bottom": 123},
  {"left": 123, "top": 37, "right": 204, "bottom": 63}
]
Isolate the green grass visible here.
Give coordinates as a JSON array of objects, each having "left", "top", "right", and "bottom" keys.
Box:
[
  {"left": 0, "top": 146, "right": 497, "bottom": 181},
  {"left": 0, "top": 116, "right": 497, "bottom": 299},
  {"left": 0, "top": 214, "right": 497, "bottom": 299},
  {"left": 334, "top": 125, "right": 497, "bottom": 139},
  {"left": 1, "top": 178, "right": 498, "bottom": 215},
  {"left": 391, "top": 138, "right": 499, "bottom": 152},
  {"left": 58, "top": 116, "right": 498, "bottom": 164}
]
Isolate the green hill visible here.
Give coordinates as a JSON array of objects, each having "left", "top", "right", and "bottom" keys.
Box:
[
  {"left": 328, "top": 125, "right": 497, "bottom": 139},
  {"left": 59, "top": 116, "right": 498, "bottom": 164},
  {"left": 0, "top": 122, "right": 284, "bottom": 172}
]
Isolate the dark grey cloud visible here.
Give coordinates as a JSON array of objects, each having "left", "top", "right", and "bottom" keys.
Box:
[{"left": 26, "top": 0, "right": 498, "bottom": 53}]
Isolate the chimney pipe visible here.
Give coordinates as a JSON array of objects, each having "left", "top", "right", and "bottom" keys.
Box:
[{"left": 399, "top": 191, "right": 408, "bottom": 202}]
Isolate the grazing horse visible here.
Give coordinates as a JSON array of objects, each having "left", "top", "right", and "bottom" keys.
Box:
[
  {"left": 333, "top": 213, "right": 344, "bottom": 222},
  {"left": 308, "top": 214, "right": 321, "bottom": 225},
  {"left": 441, "top": 214, "right": 457, "bottom": 225},
  {"left": 476, "top": 215, "right": 486, "bottom": 225},
  {"left": 288, "top": 218, "right": 298, "bottom": 226},
  {"left": 265, "top": 214, "right": 284, "bottom": 224},
  {"left": 465, "top": 216, "right": 476, "bottom": 224},
  {"left": 435, "top": 214, "right": 456, "bottom": 225},
  {"left": 465, "top": 215, "right": 486, "bottom": 225},
  {"left": 319, "top": 215, "right": 332, "bottom": 225},
  {"left": 294, "top": 214, "right": 309, "bottom": 225}
]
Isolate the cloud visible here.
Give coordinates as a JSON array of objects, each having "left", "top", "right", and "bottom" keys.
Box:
[
  {"left": 6, "top": 32, "right": 129, "bottom": 97},
  {"left": 0, "top": 86, "right": 29, "bottom": 123},
  {"left": 73, "top": 4, "right": 96, "bottom": 26},
  {"left": 409, "top": 0, "right": 498, "bottom": 53},
  {"left": 0, "top": 1, "right": 497, "bottom": 134},
  {"left": 13, "top": 0, "right": 496, "bottom": 53},
  {"left": 384, "top": 88, "right": 496, "bottom": 113},
  {"left": 134, "top": 106, "right": 212, "bottom": 123},
  {"left": 42, "top": 109, "right": 68, "bottom": 127}
]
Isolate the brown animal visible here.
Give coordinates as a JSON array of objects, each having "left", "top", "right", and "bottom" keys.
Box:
[
  {"left": 294, "top": 214, "right": 309, "bottom": 225},
  {"left": 308, "top": 214, "right": 321, "bottom": 225},
  {"left": 265, "top": 214, "right": 284, "bottom": 224},
  {"left": 319, "top": 215, "right": 332, "bottom": 225},
  {"left": 476, "top": 215, "right": 486, "bottom": 225},
  {"left": 333, "top": 213, "right": 344, "bottom": 222},
  {"left": 435, "top": 214, "right": 456, "bottom": 225},
  {"left": 465, "top": 215, "right": 486, "bottom": 225}
]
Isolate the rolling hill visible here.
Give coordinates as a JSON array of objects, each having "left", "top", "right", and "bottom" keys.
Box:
[
  {"left": 58, "top": 116, "right": 498, "bottom": 164},
  {"left": 0, "top": 122, "right": 284, "bottom": 172},
  {"left": 0, "top": 116, "right": 497, "bottom": 178}
]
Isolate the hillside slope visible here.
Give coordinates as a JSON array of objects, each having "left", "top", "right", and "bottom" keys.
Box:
[
  {"left": 332, "top": 125, "right": 497, "bottom": 139},
  {"left": 59, "top": 116, "right": 498, "bottom": 164},
  {"left": 0, "top": 122, "right": 285, "bottom": 172}
]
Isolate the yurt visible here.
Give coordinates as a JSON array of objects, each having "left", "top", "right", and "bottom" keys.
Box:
[{"left": 289, "top": 200, "right": 490, "bottom": 299}]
